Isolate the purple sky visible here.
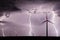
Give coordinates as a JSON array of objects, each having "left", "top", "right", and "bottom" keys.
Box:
[{"left": 0, "top": 2, "right": 60, "bottom": 36}]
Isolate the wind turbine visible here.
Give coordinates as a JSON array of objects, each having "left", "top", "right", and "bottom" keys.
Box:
[
  {"left": 41, "top": 12, "right": 53, "bottom": 36},
  {"left": 23, "top": 8, "right": 37, "bottom": 36}
]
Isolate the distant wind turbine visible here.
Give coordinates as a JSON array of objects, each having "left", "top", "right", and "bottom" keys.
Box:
[{"left": 41, "top": 12, "right": 53, "bottom": 36}]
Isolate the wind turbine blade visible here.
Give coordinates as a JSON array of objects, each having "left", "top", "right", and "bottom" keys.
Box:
[
  {"left": 42, "top": 21, "right": 46, "bottom": 23},
  {"left": 48, "top": 20, "right": 54, "bottom": 24},
  {"left": 40, "top": 20, "right": 46, "bottom": 25}
]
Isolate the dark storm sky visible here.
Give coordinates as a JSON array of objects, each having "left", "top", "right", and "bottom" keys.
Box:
[{"left": 0, "top": 0, "right": 60, "bottom": 10}]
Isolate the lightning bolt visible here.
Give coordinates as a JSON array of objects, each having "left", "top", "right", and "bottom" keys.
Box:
[
  {"left": 51, "top": 11, "right": 58, "bottom": 36},
  {"left": 24, "top": 9, "right": 33, "bottom": 36},
  {"left": 23, "top": 8, "right": 37, "bottom": 36},
  {"left": 29, "top": 13, "right": 32, "bottom": 36},
  {"left": 2, "top": 28, "right": 5, "bottom": 36}
]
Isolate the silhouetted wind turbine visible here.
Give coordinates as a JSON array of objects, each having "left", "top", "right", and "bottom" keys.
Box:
[{"left": 41, "top": 12, "right": 53, "bottom": 36}]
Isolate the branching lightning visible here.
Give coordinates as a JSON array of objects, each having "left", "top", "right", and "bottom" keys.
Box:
[
  {"left": 51, "top": 11, "right": 58, "bottom": 36},
  {"left": 23, "top": 8, "right": 33, "bottom": 36},
  {"left": 28, "top": 8, "right": 37, "bottom": 36},
  {"left": 29, "top": 13, "right": 32, "bottom": 36}
]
